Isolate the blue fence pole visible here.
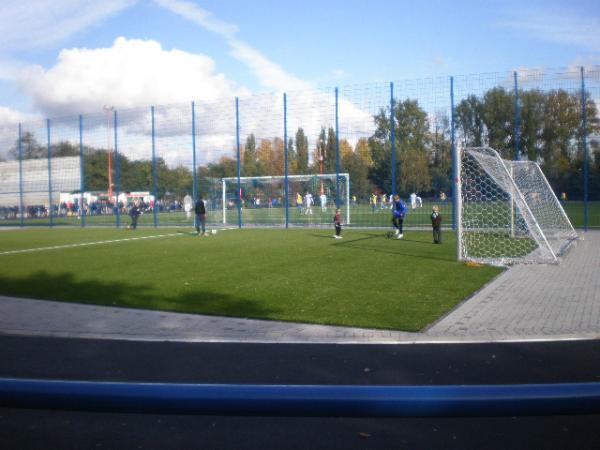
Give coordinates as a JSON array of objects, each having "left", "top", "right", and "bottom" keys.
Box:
[
  {"left": 114, "top": 110, "right": 121, "bottom": 228},
  {"left": 390, "top": 82, "right": 396, "bottom": 196},
  {"left": 514, "top": 71, "right": 521, "bottom": 161},
  {"left": 335, "top": 87, "right": 341, "bottom": 208},
  {"left": 191, "top": 101, "right": 198, "bottom": 222},
  {"left": 450, "top": 76, "right": 457, "bottom": 232},
  {"left": 451, "top": 76, "right": 463, "bottom": 262},
  {"left": 235, "top": 97, "right": 242, "bottom": 229},
  {"left": 18, "top": 123, "right": 24, "bottom": 228},
  {"left": 284, "top": 93, "right": 289, "bottom": 228},
  {"left": 151, "top": 106, "right": 158, "bottom": 227},
  {"left": 79, "top": 115, "right": 85, "bottom": 228},
  {"left": 581, "top": 67, "right": 589, "bottom": 232},
  {"left": 46, "top": 119, "right": 53, "bottom": 227}
]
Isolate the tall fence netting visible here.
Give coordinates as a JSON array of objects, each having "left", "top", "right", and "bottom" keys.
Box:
[{"left": 0, "top": 66, "right": 598, "bottom": 233}]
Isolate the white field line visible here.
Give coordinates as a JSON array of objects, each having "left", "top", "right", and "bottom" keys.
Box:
[
  {"left": 0, "top": 227, "right": 234, "bottom": 256},
  {"left": 0, "top": 233, "right": 186, "bottom": 256}
]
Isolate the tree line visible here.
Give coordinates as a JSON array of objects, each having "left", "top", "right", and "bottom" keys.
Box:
[{"left": 7, "top": 86, "right": 599, "bottom": 201}]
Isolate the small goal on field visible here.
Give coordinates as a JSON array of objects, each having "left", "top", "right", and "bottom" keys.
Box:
[{"left": 221, "top": 173, "right": 350, "bottom": 227}]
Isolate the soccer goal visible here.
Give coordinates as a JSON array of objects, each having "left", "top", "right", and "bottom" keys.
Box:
[
  {"left": 458, "top": 147, "right": 577, "bottom": 265},
  {"left": 221, "top": 173, "right": 350, "bottom": 227}
]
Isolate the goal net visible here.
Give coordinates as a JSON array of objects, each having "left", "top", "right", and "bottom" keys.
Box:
[
  {"left": 221, "top": 173, "right": 350, "bottom": 227},
  {"left": 459, "top": 147, "right": 577, "bottom": 265}
]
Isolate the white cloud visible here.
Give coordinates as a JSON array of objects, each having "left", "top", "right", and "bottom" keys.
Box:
[
  {"left": 153, "top": 0, "right": 237, "bottom": 38},
  {"left": 0, "top": 106, "right": 33, "bottom": 125},
  {"left": 0, "top": 58, "right": 28, "bottom": 82},
  {"left": 228, "top": 40, "right": 310, "bottom": 91},
  {"left": 0, "top": 0, "right": 137, "bottom": 52},
  {"left": 155, "top": 0, "right": 311, "bottom": 92},
  {"left": 18, "top": 37, "right": 244, "bottom": 117},
  {"left": 499, "top": 7, "right": 600, "bottom": 52},
  {"left": 153, "top": 0, "right": 375, "bottom": 148}
]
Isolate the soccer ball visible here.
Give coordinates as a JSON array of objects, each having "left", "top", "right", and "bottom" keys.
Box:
[{"left": 211, "top": 229, "right": 217, "bottom": 235}]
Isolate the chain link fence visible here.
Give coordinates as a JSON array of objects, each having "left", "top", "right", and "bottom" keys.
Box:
[{"left": 0, "top": 66, "right": 598, "bottom": 229}]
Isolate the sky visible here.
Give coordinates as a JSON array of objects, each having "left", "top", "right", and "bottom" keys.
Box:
[{"left": 0, "top": 0, "right": 598, "bottom": 152}]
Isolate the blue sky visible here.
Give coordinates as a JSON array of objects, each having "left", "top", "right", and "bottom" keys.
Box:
[{"left": 0, "top": 0, "right": 598, "bottom": 124}]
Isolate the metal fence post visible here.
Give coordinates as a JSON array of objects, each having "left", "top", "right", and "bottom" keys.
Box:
[
  {"left": 114, "top": 110, "right": 121, "bottom": 228},
  {"left": 390, "top": 82, "right": 396, "bottom": 196},
  {"left": 514, "top": 71, "right": 521, "bottom": 161},
  {"left": 151, "top": 106, "right": 158, "bottom": 227},
  {"left": 451, "top": 76, "right": 462, "bottom": 261},
  {"left": 46, "top": 119, "right": 53, "bottom": 227},
  {"left": 581, "top": 66, "right": 589, "bottom": 232},
  {"left": 284, "top": 93, "right": 289, "bottom": 228},
  {"left": 450, "top": 76, "right": 456, "bottom": 229},
  {"left": 79, "top": 115, "right": 85, "bottom": 227},
  {"left": 335, "top": 87, "right": 340, "bottom": 208},
  {"left": 235, "top": 97, "right": 242, "bottom": 229},
  {"left": 18, "top": 123, "right": 24, "bottom": 227},
  {"left": 192, "top": 101, "right": 198, "bottom": 221}
]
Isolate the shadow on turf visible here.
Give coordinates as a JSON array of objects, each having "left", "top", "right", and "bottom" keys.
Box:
[
  {"left": 0, "top": 271, "right": 280, "bottom": 320},
  {"left": 323, "top": 232, "right": 455, "bottom": 262}
]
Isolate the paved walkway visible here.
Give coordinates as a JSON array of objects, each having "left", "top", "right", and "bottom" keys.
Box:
[{"left": 1, "top": 231, "right": 598, "bottom": 343}]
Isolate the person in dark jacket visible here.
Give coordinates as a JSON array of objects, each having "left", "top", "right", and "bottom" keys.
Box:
[
  {"left": 431, "top": 205, "right": 442, "bottom": 244},
  {"left": 128, "top": 201, "right": 141, "bottom": 230},
  {"left": 333, "top": 208, "right": 342, "bottom": 239},
  {"left": 195, "top": 196, "right": 206, "bottom": 236}
]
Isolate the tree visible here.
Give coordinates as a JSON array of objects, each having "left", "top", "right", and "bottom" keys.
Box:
[
  {"left": 259, "top": 138, "right": 274, "bottom": 175},
  {"left": 519, "top": 89, "right": 546, "bottom": 161},
  {"left": 242, "top": 133, "right": 257, "bottom": 176},
  {"left": 10, "top": 131, "right": 45, "bottom": 159},
  {"left": 455, "top": 95, "right": 485, "bottom": 147},
  {"left": 541, "top": 89, "right": 581, "bottom": 163},
  {"left": 295, "top": 128, "right": 309, "bottom": 174},
  {"left": 271, "top": 137, "right": 285, "bottom": 175},
  {"left": 340, "top": 143, "right": 372, "bottom": 200},
  {"left": 52, "top": 141, "right": 79, "bottom": 157},
  {"left": 432, "top": 111, "right": 451, "bottom": 169},
  {"left": 339, "top": 139, "right": 353, "bottom": 161},
  {"left": 399, "top": 148, "right": 431, "bottom": 193},
  {"left": 355, "top": 137, "right": 373, "bottom": 167},
  {"left": 287, "top": 137, "right": 297, "bottom": 174},
  {"left": 325, "top": 127, "right": 337, "bottom": 173},
  {"left": 313, "top": 127, "right": 327, "bottom": 175},
  {"left": 482, "top": 87, "right": 514, "bottom": 158},
  {"left": 368, "top": 99, "right": 436, "bottom": 195}
]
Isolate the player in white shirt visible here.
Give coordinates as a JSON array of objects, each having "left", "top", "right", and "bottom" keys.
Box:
[
  {"left": 183, "top": 194, "right": 193, "bottom": 220},
  {"left": 416, "top": 195, "right": 422, "bottom": 208},
  {"left": 304, "top": 192, "right": 314, "bottom": 215},
  {"left": 320, "top": 193, "right": 327, "bottom": 212},
  {"left": 410, "top": 192, "right": 417, "bottom": 210}
]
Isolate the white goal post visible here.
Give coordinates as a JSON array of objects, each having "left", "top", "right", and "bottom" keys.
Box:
[
  {"left": 221, "top": 173, "right": 350, "bottom": 226},
  {"left": 457, "top": 147, "right": 577, "bottom": 265}
]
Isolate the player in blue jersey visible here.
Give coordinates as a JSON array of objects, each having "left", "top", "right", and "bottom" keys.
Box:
[{"left": 392, "top": 194, "right": 406, "bottom": 239}]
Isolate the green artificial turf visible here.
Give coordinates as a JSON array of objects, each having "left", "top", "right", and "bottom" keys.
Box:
[{"left": 0, "top": 227, "right": 502, "bottom": 331}]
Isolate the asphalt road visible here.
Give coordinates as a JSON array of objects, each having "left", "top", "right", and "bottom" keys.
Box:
[{"left": 1, "top": 336, "right": 600, "bottom": 449}]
